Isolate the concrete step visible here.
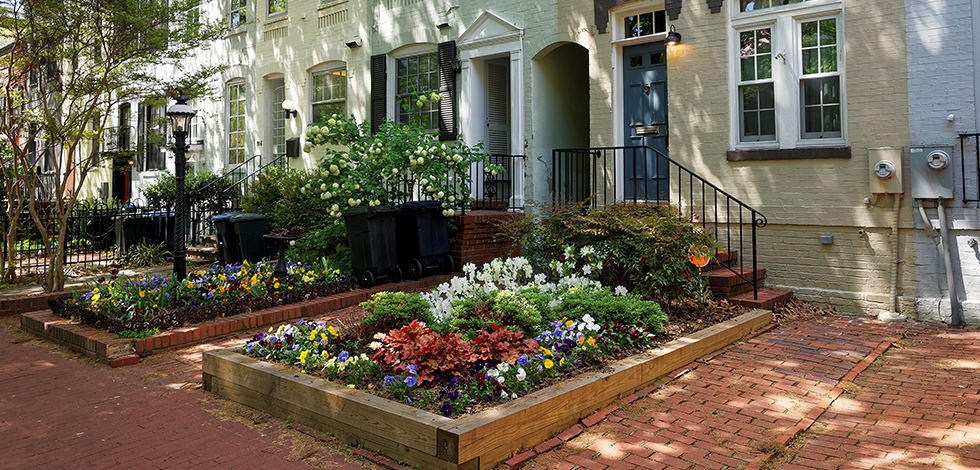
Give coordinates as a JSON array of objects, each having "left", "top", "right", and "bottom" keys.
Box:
[
  {"left": 186, "top": 245, "right": 218, "bottom": 262},
  {"left": 728, "top": 288, "right": 793, "bottom": 310}
]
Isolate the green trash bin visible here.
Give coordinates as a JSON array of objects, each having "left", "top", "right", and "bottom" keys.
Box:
[
  {"left": 230, "top": 213, "right": 272, "bottom": 263},
  {"left": 343, "top": 206, "right": 401, "bottom": 288}
]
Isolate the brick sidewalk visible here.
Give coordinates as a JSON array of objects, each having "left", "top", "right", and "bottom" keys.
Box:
[
  {"left": 4, "top": 311, "right": 979, "bottom": 470},
  {"left": 524, "top": 317, "right": 980, "bottom": 470},
  {"left": 0, "top": 313, "right": 385, "bottom": 470}
]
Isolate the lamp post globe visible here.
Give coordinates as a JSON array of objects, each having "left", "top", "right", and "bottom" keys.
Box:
[{"left": 167, "top": 95, "right": 196, "bottom": 281}]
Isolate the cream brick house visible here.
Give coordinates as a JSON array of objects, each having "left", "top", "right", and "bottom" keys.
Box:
[{"left": 89, "top": 0, "right": 979, "bottom": 323}]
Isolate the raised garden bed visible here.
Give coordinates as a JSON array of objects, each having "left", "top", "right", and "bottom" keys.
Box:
[{"left": 203, "top": 309, "right": 772, "bottom": 470}]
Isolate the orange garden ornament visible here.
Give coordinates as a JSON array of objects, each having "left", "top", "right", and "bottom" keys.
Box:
[{"left": 688, "top": 244, "right": 711, "bottom": 267}]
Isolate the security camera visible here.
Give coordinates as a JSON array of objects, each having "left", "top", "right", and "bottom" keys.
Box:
[{"left": 345, "top": 37, "right": 362, "bottom": 48}]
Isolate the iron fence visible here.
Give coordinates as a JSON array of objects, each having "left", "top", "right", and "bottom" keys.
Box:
[{"left": 553, "top": 146, "right": 768, "bottom": 299}]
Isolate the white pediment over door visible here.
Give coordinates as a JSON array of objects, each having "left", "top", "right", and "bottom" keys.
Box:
[{"left": 457, "top": 10, "right": 522, "bottom": 50}]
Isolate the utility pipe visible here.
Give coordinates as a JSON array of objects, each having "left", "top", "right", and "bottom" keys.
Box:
[
  {"left": 936, "top": 198, "right": 963, "bottom": 327},
  {"left": 916, "top": 200, "right": 939, "bottom": 239},
  {"left": 889, "top": 194, "right": 903, "bottom": 314}
]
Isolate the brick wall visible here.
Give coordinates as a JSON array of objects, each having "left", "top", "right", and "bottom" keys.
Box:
[{"left": 449, "top": 211, "right": 519, "bottom": 269}]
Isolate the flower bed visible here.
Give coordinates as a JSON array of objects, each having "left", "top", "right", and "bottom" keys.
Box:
[
  {"left": 204, "top": 308, "right": 772, "bottom": 469},
  {"left": 48, "top": 261, "right": 349, "bottom": 335}
]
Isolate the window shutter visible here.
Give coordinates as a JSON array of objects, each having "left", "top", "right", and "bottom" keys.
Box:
[
  {"left": 370, "top": 54, "right": 387, "bottom": 134},
  {"left": 437, "top": 40, "right": 458, "bottom": 141},
  {"left": 137, "top": 103, "right": 147, "bottom": 171}
]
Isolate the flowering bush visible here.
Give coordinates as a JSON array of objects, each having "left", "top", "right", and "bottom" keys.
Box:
[{"left": 301, "top": 114, "right": 503, "bottom": 218}]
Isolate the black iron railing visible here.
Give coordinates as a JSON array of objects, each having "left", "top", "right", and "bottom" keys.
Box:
[{"left": 553, "top": 146, "right": 768, "bottom": 299}]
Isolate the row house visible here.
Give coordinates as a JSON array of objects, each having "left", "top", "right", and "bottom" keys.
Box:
[{"left": 80, "top": 0, "right": 978, "bottom": 323}]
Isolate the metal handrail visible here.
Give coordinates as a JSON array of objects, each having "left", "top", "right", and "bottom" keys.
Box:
[{"left": 553, "top": 145, "right": 768, "bottom": 299}]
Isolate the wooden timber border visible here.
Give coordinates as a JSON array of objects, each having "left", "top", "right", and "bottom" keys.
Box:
[{"left": 203, "top": 309, "right": 773, "bottom": 470}]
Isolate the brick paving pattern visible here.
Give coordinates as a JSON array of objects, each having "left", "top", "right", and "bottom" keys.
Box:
[
  {"left": 4, "top": 306, "right": 980, "bottom": 470},
  {"left": 526, "top": 318, "right": 980, "bottom": 470}
]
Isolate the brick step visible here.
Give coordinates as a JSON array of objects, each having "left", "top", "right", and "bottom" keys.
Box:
[
  {"left": 186, "top": 245, "right": 218, "bottom": 262},
  {"left": 728, "top": 288, "right": 793, "bottom": 310},
  {"left": 703, "top": 267, "right": 766, "bottom": 288},
  {"left": 700, "top": 250, "right": 738, "bottom": 272}
]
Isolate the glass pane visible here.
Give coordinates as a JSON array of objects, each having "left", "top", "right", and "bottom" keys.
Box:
[
  {"left": 760, "top": 83, "right": 775, "bottom": 109},
  {"left": 741, "top": 57, "right": 755, "bottom": 82},
  {"left": 742, "top": 86, "right": 759, "bottom": 111},
  {"left": 639, "top": 12, "right": 653, "bottom": 36},
  {"left": 744, "top": 111, "right": 759, "bottom": 136},
  {"left": 408, "top": 57, "right": 418, "bottom": 75},
  {"left": 757, "top": 55, "right": 771, "bottom": 80},
  {"left": 625, "top": 15, "right": 638, "bottom": 38},
  {"left": 822, "top": 77, "right": 840, "bottom": 104},
  {"left": 801, "top": 21, "right": 817, "bottom": 48},
  {"left": 805, "top": 107, "right": 822, "bottom": 133},
  {"left": 631, "top": 56, "right": 642, "bottom": 67},
  {"left": 823, "top": 105, "right": 841, "bottom": 132},
  {"left": 651, "top": 52, "right": 665, "bottom": 64},
  {"left": 803, "top": 79, "right": 821, "bottom": 105},
  {"left": 397, "top": 58, "right": 407, "bottom": 76},
  {"left": 760, "top": 110, "right": 776, "bottom": 135},
  {"left": 802, "top": 49, "right": 817, "bottom": 75},
  {"left": 740, "top": 31, "right": 755, "bottom": 57},
  {"left": 819, "top": 19, "right": 836, "bottom": 46},
  {"left": 654, "top": 10, "right": 666, "bottom": 33},
  {"left": 757, "top": 28, "right": 771, "bottom": 53},
  {"left": 822, "top": 46, "right": 837, "bottom": 73},
  {"left": 269, "top": 0, "right": 285, "bottom": 14},
  {"left": 429, "top": 73, "right": 438, "bottom": 91}
]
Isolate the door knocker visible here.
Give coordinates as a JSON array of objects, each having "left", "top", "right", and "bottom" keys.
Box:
[{"left": 643, "top": 84, "right": 650, "bottom": 94}]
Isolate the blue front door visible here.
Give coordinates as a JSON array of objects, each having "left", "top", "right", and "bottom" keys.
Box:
[{"left": 623, "top": 42, "right": 668, "bottom": 200}]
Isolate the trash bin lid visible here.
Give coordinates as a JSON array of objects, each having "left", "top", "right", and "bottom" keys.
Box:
[
  {"left": 343, "top": 206, "right": 371, "bottom": 217},
  {"left": 343, "top": 206, "right": 400, "bottom": 218},
  {"left": 212, "top": 212, "right": 242, "bottom": 221},
  {"left": 230, "top": 213, "right": 272, "bottom": 222},
  {"left": 146, "top": 210, "right": 174, "bottom": 217},
  {"left": 397, "top": 200, "right": 442, "bottom": 211}
]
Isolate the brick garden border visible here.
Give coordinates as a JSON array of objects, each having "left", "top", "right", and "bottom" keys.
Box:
[
  {"left": 19, "top": 275, "right": 451, "bottom": 368},
  {"left": 203, "top": 309, "right": 773, "bottom": 470}
]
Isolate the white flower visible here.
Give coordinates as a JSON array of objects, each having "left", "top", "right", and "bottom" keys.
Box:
[
  {"left": 327, "top": 119, "right": 336, "bottom": 126},
  {"left": 332, "top": 183, "right": 339, "bottom": 188},
  {"left": 492, "top": 170, "right": 498, "bottom": 176},
  {"left": 500, "top": 389, "right": 508, "bottom": 398},
  {"left": 420, "top": 178, "right": 428, "bottom": 185},
  {"left": 320, "top": 183, "right": 327, "bottom": 191},
  {"left": 614, "top": 285, "right": 628, "bottom": 296},
  {"left": 303, "top": 144, "right": 312, "bottom": 153},
  {"left": 516, "top": 367, "right": 526, "bottom": 381},
  {"left": 437, "top": 191, "right": 444, "bottom": 198},
  {"left": 430, "top": 92, "right": 442, "bottom": 102},
  {"left": 331, "top": 204, "right": 339, "bottom": 212},
  {"left": 320, "top": 193, "right": 328, "bottom": 200}
]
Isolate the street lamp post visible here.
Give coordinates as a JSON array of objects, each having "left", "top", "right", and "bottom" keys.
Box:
[{"left": 167, "top": 95, "right": 195, "bottom": 280}]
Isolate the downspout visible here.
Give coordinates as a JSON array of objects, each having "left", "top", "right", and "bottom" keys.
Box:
[
  {"left": 936, "top": 197, "right": 964, "bottom": 327},
  {"left": 879, "top": 194, "right": 905, "bottom": 321}
]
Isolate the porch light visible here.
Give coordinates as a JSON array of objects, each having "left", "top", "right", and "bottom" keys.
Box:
[
  {"left": 665, "top": 25, "right": 682, "bottom": 46},
  {"left": 282, "top": 99, "right": 298, "bottom": 119},
  {"left": 450, "top": 57, "right": 462, "bottom": 74},
  {"left": 166, "top": 95, "right": 195, "bottom": 132}
]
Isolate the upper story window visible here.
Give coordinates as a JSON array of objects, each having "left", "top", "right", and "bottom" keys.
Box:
[
  {"left": 741, "top": 0, "right": 813, "bottom": 12},
  {"left": 268, "top": 0, "right": 285, "bottom": 16},
  {"left": 230, "top": 0, "right": 246, "bottom": 27},
  {"left": 188, "top": 0, "right": 202, "bottom": 23},
  {"left": 396, "top": 52, "right": 439, "bottom": 131},
  {"left": 731, "top": 0, "right": 843, "bottom": 147},
  {"left": 624, "top": 11, "right": 666, "bottom": 39},
  {"left": 228, "top": 81, "right": 247, "bottom": 165},
  {"left": 311, "top": 68, "right": 346, "bottom": 122}
]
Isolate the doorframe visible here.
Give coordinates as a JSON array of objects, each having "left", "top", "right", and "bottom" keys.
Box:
[
  {"left": 609, "top": 1, "right": 671, "bottom": 202},
  {"left": 457, "top": 11, "right": 526, "bottom": 209}
]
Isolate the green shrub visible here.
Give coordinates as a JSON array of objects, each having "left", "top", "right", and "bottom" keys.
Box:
[
  {"left": 241, "top": 167, "right": 334, "bottom": 230},
  {"left": 285, "top": 224, "right": 351, "bottom": 274},
  {"left": 359, "top": 292, "right": 433, "bottom": 337},
  {"left": 498, "top": 202, "right": 715, "bottom": 303},
  {"left": 438, "top": 289, "right": 546, "bottom": 340},
  {"left": 124, "top": 242, "right": 171, "bottom": 267},
  {"left": 142, "top": 171, "right": 236, "bottom": 213},
  {"left": 555, "top": 288, "right": 667, "bottom": 334}
]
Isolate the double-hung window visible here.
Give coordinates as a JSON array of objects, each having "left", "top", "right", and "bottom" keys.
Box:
[
  {"left": 268, "top": 0, "right": 285, "bottom": 16},
  {"left": 311, "top": 68, "right": 346, "bottom": 121},
  {"left": 731, "top": 0, "right": 843, "bottom": 148},
  {"left": 228, "top": 81, "right": 246, "bottom": 166},
  {"left": 396, "top": 52, "right": 439, "bottom": 131},
  {"left": 230, "top": 0, "right": 246, "bottom": 28}
]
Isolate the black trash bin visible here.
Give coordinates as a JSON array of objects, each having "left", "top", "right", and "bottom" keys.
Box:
[
  {"left": 146, "top": 211, "right": 175, "bottom": 251},
  {"left": 395, "top": 200, "right": 453, "bottom": 280},
  {"left": 212, "top": 212, "right": 242, "bottom": 265},
  {"left": 343, "top": 205, "right": 401, "bottom": 288},
  {"left": 230, "top": 213, "right": 272, "bottom": 263},
  {"left": 115, "top": 208, "right": 150, "bottom": 258}
]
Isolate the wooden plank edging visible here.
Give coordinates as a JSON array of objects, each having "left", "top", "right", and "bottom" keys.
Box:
[{"left": 203, "top": 309, "right": 773, "bottom": 469}]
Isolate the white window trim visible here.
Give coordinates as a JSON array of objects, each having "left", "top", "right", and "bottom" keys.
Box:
[
  {"left": 309, "top": 63, "right": 347, "bottom": 122},
  {"left": 227, "top": 79, "right": 247, "bottom": 166},
  {"left": 728, "top": 0, "right": 846, "bottom": 150},
  {"left": 229, "top": 0, "right": 247, "bottom": 30}
]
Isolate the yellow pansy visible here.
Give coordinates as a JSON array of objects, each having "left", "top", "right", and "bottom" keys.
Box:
[
  {"left": 544, "top": 359, "right": 554, "bottom": 369},
  {"left": 299, "top": 350, "right": 309, "bottom": 364},
  {"left": 139, "top": 290, "right": 145, "bottom": 298},
  {"left": 328, "top": 326, "right": 337, "bottom": 337}
]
